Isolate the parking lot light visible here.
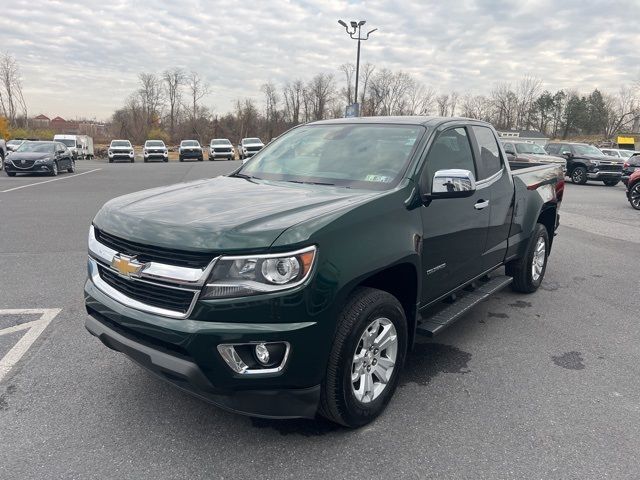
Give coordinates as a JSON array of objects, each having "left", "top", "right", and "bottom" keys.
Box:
[{"left": 338, "top": 19, "right": 377, "bottom": 114}]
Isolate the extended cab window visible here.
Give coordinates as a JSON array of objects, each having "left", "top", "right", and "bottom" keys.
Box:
[
  {"left": 425, "top": 127, "right": 476, "bottom": 189},
  {"left": 472, "top": 126, "right": 503, "bottom": 180}
]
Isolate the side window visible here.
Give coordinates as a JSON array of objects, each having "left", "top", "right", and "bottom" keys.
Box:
[
  {"left": 503, "top": 143, "right": 515, "bottom": 154},
  {"left": 560, "top": 144, "right": 571, "bottom": 155},
  {"left": 545, "top": 144, "right": 559, "bottom": 154},
  {"left": 425, "top": 127, "right": 476, "bottom": 189},
  {"left": 471, "top": 126, "right": 503, "bottom": 180}
]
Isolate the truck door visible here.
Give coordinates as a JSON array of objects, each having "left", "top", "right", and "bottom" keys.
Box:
[
  {"left": 419, "top": 126, "right": 490, "bottom": 303},
  {"left": 469, "top": 126, "right": 514, "bottom": 271}
]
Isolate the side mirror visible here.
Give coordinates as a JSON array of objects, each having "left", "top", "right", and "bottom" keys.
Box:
[
  {"left": 425, "top": 169, "right": 476, "bottom": 200},
  {"left": 562, "top": 151, "right": 572, "bottom": 158}
]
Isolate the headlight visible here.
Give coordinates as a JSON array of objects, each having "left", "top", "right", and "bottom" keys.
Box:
[
  {"left": 201, "top": 246, "right": 317, "bottom": 299},
  {"left": 108, "top": 150, "right": 113, "bottom": 156},
  {"left": 143, "top": 150, "right": 148, "bottom": 156},
  {"left": 591, "top": 160, "right": 600, "bottom": 166},
  {"left": 129, "top": 150, "right": 134, "bottom": 156},
  {"left": 35, "top": 157, "right": 52, "bottom": 164},
  {"left": 164, "top": 150, "right": 168, "bottom": 155}
]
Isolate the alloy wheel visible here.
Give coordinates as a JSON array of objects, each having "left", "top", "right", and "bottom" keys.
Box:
[
  {"left": 351, "top": 317, "right": 398, "bottom": 404},
  {"left": 631, "top": 184, "right": 640, "bottom": 210},
  {"left": 572, "top": 170, "right": 584, "bottom": 183},
  {"left": 531, "top": 236, "right": 546, "bottom": 282}
]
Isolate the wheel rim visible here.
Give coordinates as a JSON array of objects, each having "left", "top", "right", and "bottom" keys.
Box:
[
  {"left": 631, "top": 184, "right": 640, "bottom": 208},
  {"left": 351, "top": 317, "right": 398, "bottom": 404},
  {"left": 531, "top": 236, "right": 546, "bottom": 282},
  {"left": 572, "top": 170, "right": 583, "bottom": 183}
]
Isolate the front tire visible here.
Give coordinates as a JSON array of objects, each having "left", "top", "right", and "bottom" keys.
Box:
[
  {"left": 50, "top": 162, "right": 58, "bottom": 176},
  {"left": 319, "top": 287, "right": 407, "bottom": 428},
  {"left": 67, "top": 160, "right": 75, "bottom": 173},
  {"left": 603, "top": 179, "right": 619, "bottom": 186},
  {"left": 571, "top": 166, "right": 588, "bottom": 185},
  {"left": 506, "top": 223, "right": 549, "bottom": 293},
  {"left": 6, "top": 170, "right": 16, "bottom": 176}
]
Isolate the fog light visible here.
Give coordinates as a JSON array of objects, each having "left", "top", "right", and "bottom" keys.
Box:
[{"left": 255, "top": 343, "right": 270, "bottom": 365}]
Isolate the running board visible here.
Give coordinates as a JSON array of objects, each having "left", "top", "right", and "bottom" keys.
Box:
[{"left": 416, "top": 275, "right": 513, "bottom": 336}]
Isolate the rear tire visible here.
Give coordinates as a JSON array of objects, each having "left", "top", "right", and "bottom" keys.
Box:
[
  {"left": 571, "top": 166, "right": 588, "bottom": 184},
  {"left": 50, "top": 162, "right": 59, "bottom": 176},
  {"left": 6, "top": 171, "right": 16, "bottom": 176},
  {"left": 319, "top": 287, "right": 407, "bottom": 428},
  {"left": 108, "top": 158, "right": 113, "bottom": 163},
  {"left": 506, "top": 223, "right": 549, "bottom": 293},
  {"left": 603, "top": 179, "right": 619, "bottom": 186}
]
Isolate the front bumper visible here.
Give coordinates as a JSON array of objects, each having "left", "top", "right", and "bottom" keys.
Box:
[
  {"left": 180, "top": 150, "right": 203, "bottom": 159},
  {"left": 5, "top": 161, "right": 53, "bottom": 173},
  {"left": 210, "top": 151, "right": 233, "bottom": 159},
  {"left": 587, "top": 168, "right": 622, "bottom": 180},
  {"left": 84, "top": 277, "right": 327, "bottom": 419}
]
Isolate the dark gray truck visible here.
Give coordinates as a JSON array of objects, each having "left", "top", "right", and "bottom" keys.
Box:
[{"left": 85, "top": 117, "right": 564, "bottom": 427}]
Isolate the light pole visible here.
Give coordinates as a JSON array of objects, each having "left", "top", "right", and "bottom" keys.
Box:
[{"left": 338, "top": 19, "right": 377, "bottom": 116}]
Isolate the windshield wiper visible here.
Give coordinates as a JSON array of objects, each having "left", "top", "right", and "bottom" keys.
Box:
[
  {"left": 231, "top": 172, "right": 260, "bottom": 181},
  {"left": 285, "top": 180, "right": 336, "bottom": 186}
]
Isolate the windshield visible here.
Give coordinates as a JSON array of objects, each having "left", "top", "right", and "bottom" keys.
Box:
[
  {"left": 239, "top": 124, "right": 425, "bottom": 190},
  {"left": 573, "top": 144, "right": 602, "bottom": 156},
  {"left": 111, "top": 141, "right": 131, "bottom": 147},
  {"left": 618, "top": 150, "right": 634, "bottom": 158},
  {"left": 244, "top": 138, "right": 262, "bottom": 144},
  {"left": 515, "top": 143, "right": 547, "bottom": 155},
  {"left": 211, "top": 139, "right": 231, "bottom": 145},
  {"left": 145, "top": 141, "right": 165, "bottom": 147},
  {"left": 57, "top": 139, "right": 76, "bottom": 147},
  {"left": 8, "top": 140, "right": 22, "bottom": 146},
  {"left": 181, "top": 140, "right": 199, "bottom": 147},
  {"left": 17, "top": 142, "right": 54, "bottom": 153}
]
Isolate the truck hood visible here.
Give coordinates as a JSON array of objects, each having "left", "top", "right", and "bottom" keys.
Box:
[
  {"left": 583, "top": 154, "right": 622, "bottom": 164},
  {"left": 93, "top": 175, "right": 376, "bottom": 252}
]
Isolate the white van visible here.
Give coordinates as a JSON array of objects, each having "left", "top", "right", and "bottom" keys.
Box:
[{"left": 53, "top": 134, "right": 94, "bottom": 159}]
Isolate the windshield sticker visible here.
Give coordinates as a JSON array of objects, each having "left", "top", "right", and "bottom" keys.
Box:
[{"left": 365, "top": 175, "right": 393, "bottom": 183}]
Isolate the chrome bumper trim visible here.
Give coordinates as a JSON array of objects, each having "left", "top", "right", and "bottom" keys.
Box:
[{"left": 88, "top": 225, "right": 216, "bottom": 286}]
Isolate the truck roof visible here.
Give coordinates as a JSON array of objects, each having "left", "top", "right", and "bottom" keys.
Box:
[{"left": 310, "top": 116, "right": 492, "bottom": 128}]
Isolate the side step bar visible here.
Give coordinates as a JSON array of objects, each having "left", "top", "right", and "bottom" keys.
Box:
[{"left": 416, "top": 275, "right": 513, "bottom": 336}]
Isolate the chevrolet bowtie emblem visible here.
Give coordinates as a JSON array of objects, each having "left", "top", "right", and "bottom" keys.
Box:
[{"left": 111, "top": 254, "right": 145, "bottom": 278}]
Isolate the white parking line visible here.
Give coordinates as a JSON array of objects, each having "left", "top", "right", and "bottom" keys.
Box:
[
  {"left": 0, "top": 168, "right": 102, "bottom": 193},
  {"left": 0, "top": 308, "right": 61, "bottom": 382}
]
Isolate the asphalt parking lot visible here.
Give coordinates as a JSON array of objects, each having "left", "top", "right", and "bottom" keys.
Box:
[{"left": 1, "top": 159, "right": 639, "bottom": 479}]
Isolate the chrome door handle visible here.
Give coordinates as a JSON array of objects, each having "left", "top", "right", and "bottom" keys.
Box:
[{"left": 474, "top": 200, "right": 489, "bottom": 210}]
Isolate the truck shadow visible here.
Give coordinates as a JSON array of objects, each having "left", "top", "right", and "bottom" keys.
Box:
[{"left": 401, "top": 342, "right": 472, "bottom": 387}]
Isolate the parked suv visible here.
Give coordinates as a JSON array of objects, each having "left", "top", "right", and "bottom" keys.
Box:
[
  {"left": 179, "top": 140, "right": 203, "bottom": 162},
  {"left": 238, "top": 137, "right": 264, "bottom": 160},
  {"left": 143, "top": 140, "right": 168, "bottom": 162},
  {"left": 108, "top": 140, "right": 135, "bottom": 163},
  {"left": 209, "top": 139, "right": 234, "bottom": 161},
  {"left": 600, "top": 148, "right": 639, "bottom": 159},
  {"left": 545, "top": 142, "right": 622, "bottom": 186},
  {"left": 0, "top": 138, "right": 5, "bottom": 170}
]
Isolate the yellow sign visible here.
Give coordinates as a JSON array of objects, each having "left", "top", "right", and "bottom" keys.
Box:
[{"left": 617, "top": 136, "right": 635, "bottom": 145}]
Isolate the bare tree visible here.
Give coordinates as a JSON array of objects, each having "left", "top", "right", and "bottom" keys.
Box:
[
  {"left": 262, "top": 82, "right": 279, "bottom": 141},
  {"left": 163, "top": 68, "right": 185, "bottom": 141},
  {"left": 490, "top": 83, "right": 518, "bottom": 129},
  {"left": 406, "top": 83, "right": 435, "bottom": 115},
  {"left": 515, "top": 75, "right": 543, "bottom": 130},
  {"left": 449, "top": 91, "right": 459, "bottom": 117},
  {"left": 138, "top": 73, "right": 164, "bottom": 131},
  {"left": 306, "top": 73, "right": 335, "bottom": 121},
  {"left": 283, "top": 79, "right": 304, "bottom": 124},
  {"left": 185, "top": 71, "right": 210, "bottom": 135},
  {"left": 0, "top": 52, "right": 27, "bottom": 126},
  {"left": 339, "top": 63, "right": 356, "bottom": 105},
  {"left": 358, "top": 63, "right": 375, "bottom": 115},
  {"left": 436, "top": 94, "right": 450, "bottom": 116},
  {"left": 603, "top": 87, "right": 639, "bottom": 138}
]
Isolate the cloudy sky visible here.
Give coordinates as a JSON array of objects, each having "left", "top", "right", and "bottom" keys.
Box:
[{"left": 1, "top": 0, "right": 639, "bottom": 121}]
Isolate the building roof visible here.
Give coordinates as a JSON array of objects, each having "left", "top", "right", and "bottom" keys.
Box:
[
  {"left": 34, "top": 114, "right": 50, "bottom": 120},
  {"left": 498, "top": 129, "right": 548, "bottom": 139},
  {"left": 51, "top": 116, "right": 66, "bottom": 122}
]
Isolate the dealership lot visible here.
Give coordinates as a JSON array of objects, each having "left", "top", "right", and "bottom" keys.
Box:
[{"left": 0, "top": 160, "right": 639, "bottom": 479}]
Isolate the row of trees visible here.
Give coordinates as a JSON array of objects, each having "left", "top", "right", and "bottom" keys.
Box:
[{"left": 111, "top": 63, "right": 640, "bottom": 145}]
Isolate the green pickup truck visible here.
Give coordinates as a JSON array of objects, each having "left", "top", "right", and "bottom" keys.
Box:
[{"left": 85, "top": 117, "right": 564, "bottom": 427}]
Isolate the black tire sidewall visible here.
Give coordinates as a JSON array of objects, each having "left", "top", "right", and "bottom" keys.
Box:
[
  {"left": 571, "top": 167, "right": 587, "bottom": 184},
  {"left": 327, "top": 290, "right": 407, "bottom": 427},
  {"left": 630, "top": 183, "right": 640, "bottom": 210}
]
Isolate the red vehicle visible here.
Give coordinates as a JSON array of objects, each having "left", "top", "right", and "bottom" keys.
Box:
[{"left": 626, "top": 170, "right": 640, "bottom": 210}]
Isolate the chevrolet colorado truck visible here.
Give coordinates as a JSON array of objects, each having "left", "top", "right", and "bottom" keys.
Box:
[
  {"left": 179, "top": 140, "right": 204, "bottom": 162},
  {"left": 238, "top": 137, "right": 264, "bottom": 160},
  {"left": 85, "top": 117, "right": 563, "bottom": 427},
  {"left": 143, "top": 140, "right": 169, "bottom": 162}
]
